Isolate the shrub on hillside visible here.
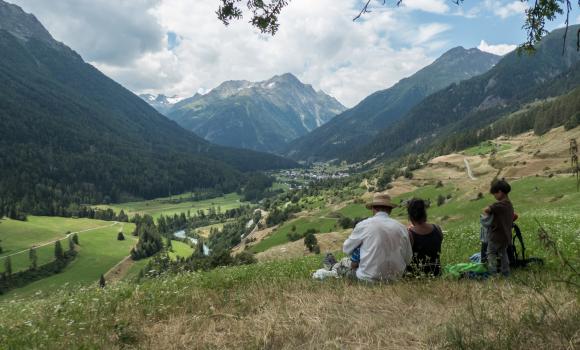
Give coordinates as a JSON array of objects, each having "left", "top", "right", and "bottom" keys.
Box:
[
  {"left": 437, "top": 195, "right": 446, "bottom": 207},
  {"left": 339, "top": 217, "right": 354, "bottom": 229},
  {"left": 287, "top": 231, "right": 302, "bottom": 242},
  {"left": 117, "top": 232, "right": 125, "bottom": 241},
  {"left": 304, "top": 232, "right": 318, "bottom": 253}
]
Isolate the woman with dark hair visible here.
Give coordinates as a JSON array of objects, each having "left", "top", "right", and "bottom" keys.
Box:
[{"left": 407, "top": 198, "right": 443, "bottom": 276}]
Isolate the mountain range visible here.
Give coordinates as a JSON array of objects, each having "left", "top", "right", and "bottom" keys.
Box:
[
  {"left": 0, "top": 0, "right": 295, "bottom": 213},
  {"left": 352, "top": 24, "right": 580, "bottom": 162},
  {"left": 144, "top": 74, "right": 346, "bottom": 153},
  {"left": 285, "top": 47, "right": 501, "bottom": 161}
]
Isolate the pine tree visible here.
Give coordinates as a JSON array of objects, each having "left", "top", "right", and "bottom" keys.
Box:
[
  {"left": 166, "top": 237, "right": 173, "bottom": 252},
  {"left": 4, "top": 256, "right": 12, "bottom": 277},
  {"left": 54, "top": 240, "right": 64, "bottom": 261},
  {"left": 68, "top": 236, "right": 75, "bottom": 253},
  {"left": 117, "top": 231, "right": 125, "bottom": 241},
  {"left": 72, "top": 233, "right": 79, "bottom": 245},
  {"left": 99, "top": 274, "right": 106, "bottom": 288},
  {"left": 29, "top": 247, "right": 38, "bottom": 270}
]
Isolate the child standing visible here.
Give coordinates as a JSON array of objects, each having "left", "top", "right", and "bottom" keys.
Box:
[{"left": 483, "top": 179, "right": 514, "bottom": 277}]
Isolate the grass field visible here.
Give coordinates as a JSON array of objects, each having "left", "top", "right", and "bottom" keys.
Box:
[
  {"left": 96, "top": 192, "right": 246, "bottom": 219},
  {"left": 250, "top": 217, "right": 338, "bottom": 253},
  {"left": 0, "top": 217, "right": 125, "bottom": 273},
  {"left": 169, "top": 241, "right": 194, "bottom": 261},
  {"left": 1, "top": 221, "right": 135, "bottom": 299},
  {"left": 0, "top": 254, "right": 576, "bottom": 349},
  {"left": 0, "top": 216, "right": 117, "bottom": 258}
]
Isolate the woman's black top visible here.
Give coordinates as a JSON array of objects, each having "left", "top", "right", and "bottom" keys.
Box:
[{"left": 408, "top": 225, "right": 443, "bottom": 276}]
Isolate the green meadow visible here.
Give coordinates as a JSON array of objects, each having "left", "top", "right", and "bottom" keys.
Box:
[
  {"left": 1, "top": 220, "right": 135, "bottom": 299},
  {"left": 95, "top": 192, "right": 246, "bottom": 219},
  {"left": 169, "top": 241, "right": 194, "bottom": 261},
  {"left": 0, "top": 217, "right": 123, "bottom": 273}
]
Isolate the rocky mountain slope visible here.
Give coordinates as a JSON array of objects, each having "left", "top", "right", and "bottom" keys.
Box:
[{"left": 164, "top": 73, "right": 346, "bottom": 153}]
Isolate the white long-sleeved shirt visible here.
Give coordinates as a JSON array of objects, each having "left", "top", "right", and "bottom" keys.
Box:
[{"left": 343, "top": 212, "right": 412, "bottom": 281}]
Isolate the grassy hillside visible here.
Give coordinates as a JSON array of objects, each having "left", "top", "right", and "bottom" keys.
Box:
[{"left": 0, "top": 253, "right": 577, "bottom": 349}]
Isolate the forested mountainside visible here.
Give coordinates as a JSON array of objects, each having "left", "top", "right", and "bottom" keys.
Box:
[
  {"left": 0, "top": 0, "right": 296, "bottom": 215},
  {"left": 165, "top": 73, "right": 346, "bottom": 153},
  {"left": 351, "top": 25, "right": 580, "bottom": 162},
  {"left": 286, "top": 47, "right": 500, "bottom": 161}
]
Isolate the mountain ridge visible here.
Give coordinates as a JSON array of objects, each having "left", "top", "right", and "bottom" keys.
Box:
[
  {"left": 160, "top": 73, "right": 346, "bottom": 153},
  {"left": 285, "top": 46, "right": 501, "bottom": 161},
  {"left": 351, "top": 24, "right": 580, "bottom": 161}
]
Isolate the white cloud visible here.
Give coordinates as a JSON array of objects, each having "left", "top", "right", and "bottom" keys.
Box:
[
  {"left": 11, "top": 0, "right": 165, "bottom": 65},
  {"left": 477, "top": 40, "right": 516, "bottom": 56},
  {"left": 9, "top": 0, "right": 453, "bottom": 107},
  {"left": 400, "top": 0, "right": 450, "bottom": 14},
  {"left": 487, "top": 0, "right": 527, "bottom": 19}
]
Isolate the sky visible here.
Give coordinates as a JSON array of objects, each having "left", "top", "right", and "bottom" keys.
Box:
[{"left": 10, "top": 0, "right": 580, "bottom": 107}]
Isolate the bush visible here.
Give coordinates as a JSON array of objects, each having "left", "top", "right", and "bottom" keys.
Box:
[
  {"left": 117, "top": 232, "right": 125, "bottom": 241},
  {"left": 286, "top": 231, "right": 302, "bottom": 242},
  {"left": 304, "top": 232, "right": 318, "bottom": 252},
  {"left": 437, "top": 195, "right": 446, "bottom": 207},
  {"left": 339, "top": 216, "right": 354, "bottom": 229}
]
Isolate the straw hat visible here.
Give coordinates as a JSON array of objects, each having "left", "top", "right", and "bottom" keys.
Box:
[{"left": 366, "top": 193, "right": 397, "bottom": 209}]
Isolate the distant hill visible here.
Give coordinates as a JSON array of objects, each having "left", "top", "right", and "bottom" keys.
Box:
[
  {"left": 163, "top": 74, "right": 346, "bottom": 153},
  {"left": 286, "top": 47, "right": 501, "bottom": 161},
  {"left": 352, "top": 25, "right": 580, "bottom": 162},
  {"left": 0, "top": 0, "right": 296, "bottom": 214}
]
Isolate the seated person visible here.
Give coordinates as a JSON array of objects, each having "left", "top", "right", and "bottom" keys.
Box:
[
  {"left": 343, "top": 193, "right": 412, "bottom": 281},
  {"left": 406, "top": 198, "right": 443, "bottom": 276}
]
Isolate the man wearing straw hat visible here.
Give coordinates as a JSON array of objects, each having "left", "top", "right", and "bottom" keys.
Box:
[{"left": 343, "top": 193, "right": 412, "bottom": 282}]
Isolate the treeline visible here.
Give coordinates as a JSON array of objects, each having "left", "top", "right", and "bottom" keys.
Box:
[
  {"left": 0, "top": 237, "right": 78, "bottom": 294},
  {"left": 207, "top": 214, "right": 256, "bottom": 252},
  {"left": 130, "top": 215, "right": 163, "bottom": 260},
  {"left": 156, "top": 205, "right": 256, "bottom": 236}
]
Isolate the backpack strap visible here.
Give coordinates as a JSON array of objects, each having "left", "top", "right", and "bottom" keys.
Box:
[{"left": 512, "top": 224, "right": 525, "bottom": 261}]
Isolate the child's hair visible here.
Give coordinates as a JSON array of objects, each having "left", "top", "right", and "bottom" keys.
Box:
[
  {"left": 490, "top": 179, "right": 511, "bottom": 194},
  {"left": 407, "top": 198, "right": 427, "bottom": 224}
]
